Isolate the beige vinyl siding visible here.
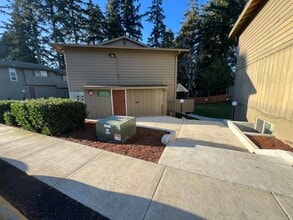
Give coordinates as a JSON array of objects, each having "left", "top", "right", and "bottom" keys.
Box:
[
  {"left": 65, "top": 48, "right": 177, "bottom": 112},
  {"left": 237, "top": 0, "right": 293, "bottom": 68},
  {"left": 126, "top": 89, "right": 166, "bottom": 116},
  {"left": 233, "top": 0, "right": 293, "bottom": 141},
  {"left": 85, "top": 89, "right": 112, "bottom": 118}
]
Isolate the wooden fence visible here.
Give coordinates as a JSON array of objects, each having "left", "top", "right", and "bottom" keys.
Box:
[{"left": 193, "top": 94, "right": 229, "bottom": 104}]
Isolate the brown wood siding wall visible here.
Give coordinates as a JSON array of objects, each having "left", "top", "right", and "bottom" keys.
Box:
[
  {"left": 65, "top": 48, "right": 177, "bottom": 113},
  {"left": 126, "top": 89, "right": 166, "bottom": 116},
  {"left": 234, "top": 0, "right": 293, "bottom": 141}
]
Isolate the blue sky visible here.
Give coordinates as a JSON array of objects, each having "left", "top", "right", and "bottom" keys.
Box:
[{"left": 0, "top": 0, "right": 208, "bottom": 44}]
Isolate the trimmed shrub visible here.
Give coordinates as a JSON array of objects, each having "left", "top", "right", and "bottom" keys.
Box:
[
  {"left": 11, "top": 98, "right": 87, "bottom": 135},
  {"left": 3, "top": 111, "right": 17, "bottom": 126},
  {"left": 0, "top": 100, "right": 18, "bottom": 123}
]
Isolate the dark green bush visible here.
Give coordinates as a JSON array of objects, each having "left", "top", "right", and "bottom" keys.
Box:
[
  {"left": 11, "top": 98, "right": 87, "bottom": 135},
  {"left": 0, "top": 100, "right": 18, "bottom": 123},
  {"left": 3, "top": 111, "right": 17, "bottom": 126}
]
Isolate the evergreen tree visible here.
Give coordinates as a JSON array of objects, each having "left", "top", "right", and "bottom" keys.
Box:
[
  {"left": 85, "top": 0, "right": 105, "bottom": 45},
  {"left": 162, "top": 28, "right": 174, "bottom": 48},
  {"left": 23, "top": 0, "right": 46, "bottom": 64},
  {"left": 62, "top": 0, "right": 87, "bottom": 44},
  {"left": 147, "top": 0, "right": 166, "bottom": 47},
  {"left": 121, "top": 0, "right": 143, "bottom": 40},
  {"left": 0, "top": 0, "right": 37, "bottom": 63},
  {"left": 175, "top": 0, "right": 200, "bottom": 95},
  {"left": 104, "top": 0, "right": 124, "bottom": 40},
  {"left": 175, "top": 0, "right": 246, "bottom": 96},
  {"left": 39, "top": 0, "right": 68, "bottom": 68},
  {"left": 197, "top": 0, "right": 247, "bottom": 72},
  {"left": 200, "top": 56, "right": 232, "bottom": 92}
]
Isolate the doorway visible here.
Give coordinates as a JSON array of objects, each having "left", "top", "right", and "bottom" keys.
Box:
[
  {"left": 28, "top": 86, "right": 37, "bottom": 99},
  {"left": 112, "top": 90, "right": 126, "bottom": 115}
]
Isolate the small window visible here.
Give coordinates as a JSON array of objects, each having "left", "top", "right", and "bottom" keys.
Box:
[
  {"left": 9, "top": 68, "right": 17, "bottom": 81},
  {"left": 35, "top": 70, "right": 48, "bottom": 77},
  {"left": 256, "top": 118, "right": 274, "bottom": 134},
  {"left": 263, "top": 121, "right": 274, "bottom": 134},
  {"left": 62, "top": 75, "right": 67, "bottom": 81}
]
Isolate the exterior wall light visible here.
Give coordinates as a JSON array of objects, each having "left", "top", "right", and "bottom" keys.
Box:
[
  {"left": 88, "top": 90, "right": 94, "bottom": 96},
  {"left": 180, "top": 99, "right": 184, "bottom": 116},
  {"left": 231, "top": 101, "right": 238, "bottom": 120},
  {"left": 22, "top": 89, "right": 26, "bottom": 100},
  {"left": 109, "top": 53, "right": 116, "bottom": 58}
]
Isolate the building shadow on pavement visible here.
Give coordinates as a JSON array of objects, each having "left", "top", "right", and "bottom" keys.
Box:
[{"left": 0, "top": 157, "right": 203, "bottom": 220}]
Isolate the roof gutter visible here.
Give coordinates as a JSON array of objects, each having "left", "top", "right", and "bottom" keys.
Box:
[{"left": 229, "top": 0, "right": 268, "bottom": 38}]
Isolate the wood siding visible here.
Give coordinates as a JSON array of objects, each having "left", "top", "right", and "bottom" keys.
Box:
[
  {"left": 85, "top": 89, "right": 112, "bottom": 119},
  {"left": 234, "top": 0, "right": 293, "bottom": 141},
  {"left": 65, "top": 48, "right": 177, "bottom": 113},
  {"left": 126, "top": 89, "right": 166, "bottom": 116}
]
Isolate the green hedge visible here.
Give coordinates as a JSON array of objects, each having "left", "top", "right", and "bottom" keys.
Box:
[
  {"left": 3, "top": 111, "right": 17, "bottom": 126},
  {"left": 10, "top": 98, "right": 87, "bottom": 135},
  {"left": 0, "top": 100, "right": 17, "bottom": 123}
]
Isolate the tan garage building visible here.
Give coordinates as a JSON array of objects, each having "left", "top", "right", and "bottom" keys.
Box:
[{"left": 52, "top": 36, "right": 189, "bottom": 118}]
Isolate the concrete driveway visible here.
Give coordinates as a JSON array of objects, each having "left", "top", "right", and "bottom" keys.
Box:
[{"left": 1, "top": 117, "right": 293, "bottom": 220}]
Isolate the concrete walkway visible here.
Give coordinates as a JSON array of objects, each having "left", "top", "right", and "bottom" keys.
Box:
[{"left": 1, "top": 119, "right": 293, "bottom": 219}]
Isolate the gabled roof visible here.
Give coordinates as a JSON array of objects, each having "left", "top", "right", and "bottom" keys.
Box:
[
  {"left": 0, "top": 60, "right": 66, "bottom": 74},
  {"left": 229, "top": 0, "right": 268, "bottom": 38},
  {"left": 50, "top": 36, "right": 189, "bottom": 54},
  {"left": 176, "top": 83, "right": 188, "bottom": 92},
  {"left": 99, "top": 36, "right": 148, "bottom": 48}
]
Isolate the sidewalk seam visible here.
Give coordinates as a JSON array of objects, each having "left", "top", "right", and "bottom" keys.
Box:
[
  {"left": 142, "top": 165, "right": 167, "bottom": 220},
  {"left": 271, "top": 192, "right": 291, "bottom": 220},
  {"left": 52, "top": 151, "right": 106, "bottom": 187},
  {"left": 18, "top": 140, "right": 64, "bottom": 160}
]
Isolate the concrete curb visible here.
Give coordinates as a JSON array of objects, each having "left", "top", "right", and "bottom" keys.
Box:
[
  {"left": 137, "top": 125, "right": 176, "bottom": 145},
  {"left": 228, "top": 121, "right": 293, "bottom": 166}
]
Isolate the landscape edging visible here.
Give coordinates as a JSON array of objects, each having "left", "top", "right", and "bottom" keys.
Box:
[{"left": 228, "top": 121, "right": 293, "bottom": 166}]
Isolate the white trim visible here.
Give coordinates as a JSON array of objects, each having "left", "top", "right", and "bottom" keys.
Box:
[
  {"left": 9, "top": 68, "right": 17, "bottom": 81},
  {"left": 255, "top": 117, "right": 274, "bottom": 134},
  {"left": 125, "top": 89, "right": 128, "bottom": 116},
  {"left": 110, "top": 89, "right": 114, "bottom": 115}
]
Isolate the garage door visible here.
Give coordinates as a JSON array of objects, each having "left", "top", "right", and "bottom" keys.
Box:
[{"left": 126, "top": 89, "right": 166, "bottom": 116}]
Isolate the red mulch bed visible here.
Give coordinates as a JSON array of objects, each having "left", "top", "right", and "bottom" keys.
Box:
[
  {"left": 56, "top": 121, "right": 168, "bottom": 163},
  {"left": 246, "top": 135, "right": 293, "bottom": 152}
]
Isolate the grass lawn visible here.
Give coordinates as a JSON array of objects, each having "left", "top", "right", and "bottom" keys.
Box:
[{"left": 193, "top": 101, "right": 232, "bottom": 119}]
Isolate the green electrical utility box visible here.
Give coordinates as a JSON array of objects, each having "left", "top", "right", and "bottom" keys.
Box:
[{"left": 96, "top": 115, "right": 136, "bottom": 143}]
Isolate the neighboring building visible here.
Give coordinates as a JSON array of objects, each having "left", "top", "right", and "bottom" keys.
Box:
[
  {"left": 0, "top": 60, "right": 69, "bottom": 100},
  {"left": 229, "top": 0, "right": 293, "bottom": 142},
  {"left": 51, "top": 36, "right": 189, "bottom": 118}
]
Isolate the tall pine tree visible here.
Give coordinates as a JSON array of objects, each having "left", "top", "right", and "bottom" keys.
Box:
[
  {"left": 104, "top": 0, "right": 124, "bottom": 40},
  {"left": 121, "top": 0, "right": 142, "bottom": 40},
  {"left": 147, "top": 0, "right": 166, "bottom": 47},
  {"left": 0, "top": 0, "right": 37, "bottom": 63},
  {"left": 176, "top": 0, "right": 200, "bottom": 95},
  {"left": 196, "top": 0, "right": 247, "bottom": 91},
  {"left": 85, "top": 0, "right": 105, "bottom": 45},
  {"left": 162, "top": 28, "right": 174, "bottom": 48}
]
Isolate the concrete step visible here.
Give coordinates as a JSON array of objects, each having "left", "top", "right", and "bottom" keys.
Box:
[{"left": 159, "top": 143, "right": 293, "bottom": 197}]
